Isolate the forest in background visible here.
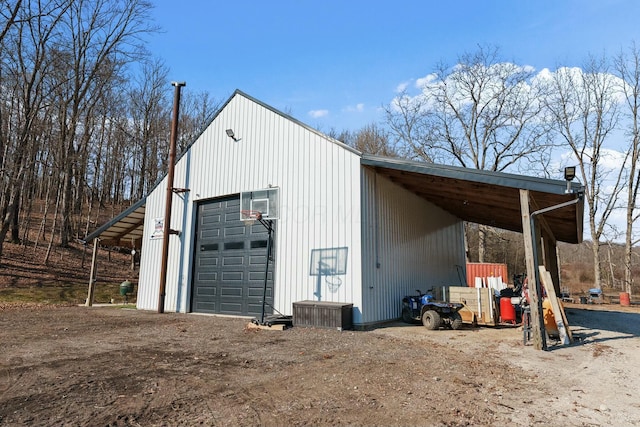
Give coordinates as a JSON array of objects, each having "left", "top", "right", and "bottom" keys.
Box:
[{"left": 1, "top": 1, "right": 639, "bottom": 297}]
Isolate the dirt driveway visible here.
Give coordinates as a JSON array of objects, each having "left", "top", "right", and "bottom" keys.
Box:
[{"left": 1, "top": 303, "right": 639, "bottom": 426}]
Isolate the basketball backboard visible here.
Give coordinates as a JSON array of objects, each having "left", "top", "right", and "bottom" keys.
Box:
[
  {"left": 240, "top": 187, "right": 279, "bottom": 221},
  {"left": 310, "top": 247, "right": 348, "bottom": 276}
]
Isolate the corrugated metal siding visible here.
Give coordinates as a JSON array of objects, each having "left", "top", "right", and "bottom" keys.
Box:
[
  {"left": 466, "top": 263, "right": 509, "bottom": 287},
  {"left": 360, "top": 168, "right": 466, "bottom": 325},
  {"left": 137, "top": 93, "right": 363, "bottom": 316}
]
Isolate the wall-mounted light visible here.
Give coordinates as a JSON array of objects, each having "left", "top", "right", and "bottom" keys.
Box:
[
  {"left": 226, "top": 129, "right": 240, "bottom": 142},
  {"left": 564, "top": 166, "right": 576, "bottom": 193}
]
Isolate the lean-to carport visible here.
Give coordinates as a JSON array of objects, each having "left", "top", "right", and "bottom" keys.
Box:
[
  {"left": 82, "top": 197, "right": 146, "bottom": 306},
  {"left": 361, "top": 155, "right": 584, "bottom": 350}
]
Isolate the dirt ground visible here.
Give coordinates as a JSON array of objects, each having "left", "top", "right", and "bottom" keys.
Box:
[{"left": 1, "top": 303, "right": 639, "bottom": 427}]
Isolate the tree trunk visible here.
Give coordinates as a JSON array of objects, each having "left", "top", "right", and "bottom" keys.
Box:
[
  {"left": 591, "top": 240, "right": 601, "bottom": 290},
  {"left": 60, "top": 158, "right": 74, "bottom": 247},
  {"left": 624, "top": 223, "right": 633, "bottom": 296},
  {"left": 478, "top": 224, "right": 487, "bottom": 263}
]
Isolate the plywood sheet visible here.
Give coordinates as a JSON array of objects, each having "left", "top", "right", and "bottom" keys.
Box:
[{"left": 539, "top": 266, "right": 571, "bottom": 345}]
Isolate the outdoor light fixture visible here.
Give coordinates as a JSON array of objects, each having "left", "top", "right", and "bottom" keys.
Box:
[
  {"left": 226, "top": 129, "right": 239, "bottom": 141},
  {"left": 564, "top": 166, "right": 576, "bottom": 181},
  {"left": 564, "top": 166, "right": 576, "bottom": 193}
]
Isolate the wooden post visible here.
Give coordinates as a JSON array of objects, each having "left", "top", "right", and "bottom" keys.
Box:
[
  {"left": 85, "top": 239, "right": 99, "bottom": 307},
  {"left": 520, "top": 190, "right": 545, "bottom": 350}
]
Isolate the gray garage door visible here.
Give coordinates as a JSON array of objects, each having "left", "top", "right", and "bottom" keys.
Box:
[{"left": 191, "top": 195, "right": 274, "bottom": 316}]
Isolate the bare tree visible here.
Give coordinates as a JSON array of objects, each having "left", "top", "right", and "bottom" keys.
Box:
[
  {"left": 127, "top": 58, "right": 170, "bottom": 200},
  {"left": 544, "top": 56, "right": 624, "bottom": 290},
  {"left": 384, "top": 93, "right": 435, "bottom": 162},
  {"left": 326, "top": 128, "right": 353, "bottom": 145},
  {"left": 351, "top": 123, "right": 397, "bottom": 157},
  {"left": 385, "top": 45, "right": 552, "bottom": 261},
  {"left": 0, "top": 0, "right": 69, "bottom": 258},
  {"left": 51, "top": 0, "right": 156, "bottom": 247},
  {"left": 614, "top": 43, "right": 640, "bottom": 297},
  {"left": 178, "top": 89, "right": 223, "bottom": 152},
  {"left": 0, "top": 0, "right": 22, "bottom": 43}
]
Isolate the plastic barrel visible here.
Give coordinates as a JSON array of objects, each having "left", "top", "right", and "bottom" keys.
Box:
[
  {"left": 500, "top": 297, "right": 516, "bottom": 324},
  {"left": 620, "top": 292, "right": 631, "bottom": 307}
]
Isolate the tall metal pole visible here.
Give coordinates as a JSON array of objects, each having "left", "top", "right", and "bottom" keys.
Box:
[
  {"left": 260, "top": 220, "right": 273, "bottom": 324},
  {"left": 158, "top": 81, "right": 185, "bottom": 313}
]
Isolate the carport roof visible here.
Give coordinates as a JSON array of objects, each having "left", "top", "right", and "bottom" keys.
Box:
[
  {"left": 83, "top": 197, "right": 146, "bottom": 248},
  {"left": 361, "top": 155, "right": 584, "bottom": 244},
  {"left": 83, "top": 155, "right": 584, "bottom": 247}
]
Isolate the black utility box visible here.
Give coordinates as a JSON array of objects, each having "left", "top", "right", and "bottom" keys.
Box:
[{"left": 292, "top": 301, "right": 353, "bottom": 331}]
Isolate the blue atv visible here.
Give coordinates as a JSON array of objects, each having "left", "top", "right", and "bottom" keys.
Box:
[{"left": 402, "top": 289, "right": 464, "bottom": 330}]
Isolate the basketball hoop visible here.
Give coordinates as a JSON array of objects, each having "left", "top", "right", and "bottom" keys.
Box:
[
  {"left": 325, "top": 275, "right": 342, "bottom": 293},
  {"left": 241, "top": 209, "right": 262, "bottom": 225}
]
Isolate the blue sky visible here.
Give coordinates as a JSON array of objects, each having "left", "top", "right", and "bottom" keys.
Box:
[{"left": 148, "top": 0, "right": 640, "bottom": 133}]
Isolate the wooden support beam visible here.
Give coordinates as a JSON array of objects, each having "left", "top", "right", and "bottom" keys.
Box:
[
  {"left": 520, "top": 190, "right": 545, "bottom": 350},
  {"left": 85, "top": 239, "right": 99, "bottom": 307}
]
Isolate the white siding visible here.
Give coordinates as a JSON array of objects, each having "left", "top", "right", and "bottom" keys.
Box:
[
  {"left": 137, "top": 93, "right": 363, "bottom": 317},
  {"left": 360, "top": 168, "right": 466, "bottom": 325}
]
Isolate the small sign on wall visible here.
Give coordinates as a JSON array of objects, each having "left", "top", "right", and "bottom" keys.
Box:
[{"left": 151, "top": 218, "right": 164, "bottom": 240}]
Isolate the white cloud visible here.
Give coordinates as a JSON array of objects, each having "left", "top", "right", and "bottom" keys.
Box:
[
  {"left": 415, "top": 73, "right": 437, "bottom": 88},
  {"left": 599, "top": 148, "right": 628, "bottom": 170},
  {"left": 395, "top": 81, "right": 411, "bottom": 93},
  {"left": 308, "top": 109, "right": 329, "bottom": 119},
  {"left": 344, "top": 103, "right": 364, "bottom": 113}
]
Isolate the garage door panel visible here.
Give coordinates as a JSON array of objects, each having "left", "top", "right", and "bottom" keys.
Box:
[
  {"left": 248, "top": 270, "right": 272, "bottom": 280},
  {"left": 248, "top": 271, "right": 267, "bottom": 281},
  {"left": 196, "top": 286, "right": 216, "bottom": 296},
  {"left": 197, "top": 272, "right": 217, "bottom": 282},
  {"left": 224, "top": 226, "right": 246, "bottom": 237},
  {"left": 195, "top": 302, "right": 217, "bottom": 311},
  {"left": 225, "top": 211, "right": 241, "bottom": 221},
  {"left": 192, "top": 194, "right": 274, "bottom": 316},
  {"left": 247, "top": 287, "right": 272, "bottom": 297},
  {"left": 220, "top": 286, "right": 243, "bottom": 297},
  {"left": 246, "top": 303, "right": 264, "bottom": 315},
  {"left": 221, "top": 271, "right": 243, "bottom": 281},
  {"left": 222, "top": 256, "right": 244, "bottom": 266},
  {"left": 223, "top": 241, "right": 245, "bottom": 250},
  {"left": 249, "top": 255, "right": 268, "bottom": 265},
  {"left": 250, "top": 239, "right": 268, "bottom": 249},
  {"left": 201, "top": 214, "right": 221, "bottom": 224},
  {"left": 198, "top": 256, "right": 218, "bottom": 266},
  {"left": 200, "top": 202, "right": 222, "bottom": 213},
  {"left": 199, "top": 243, "right": 219, "bottom": 252},
  {"left": 220, "top": 302, "right": 243, "bottom": 313},
  {"left": 201, "top": 229, "right": 221, "bottom": 239}
]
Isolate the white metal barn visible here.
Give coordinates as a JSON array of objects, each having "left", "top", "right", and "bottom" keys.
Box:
[{"left": 85, "top": 90, "right": 583, "bottom": 328}]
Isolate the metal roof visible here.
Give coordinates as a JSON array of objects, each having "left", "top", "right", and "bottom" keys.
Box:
[
  {"left": 361, "top": 155, "right": 584, "bottom": 244},
  {"left": 82, "top": 197, "right": 146, "bottom": 248},
  {"left": 85, "top": 154, "right": 584, "bottom": 248},
  {"left": 82, "top": 91, "right": 584, "bottom": 247}
]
